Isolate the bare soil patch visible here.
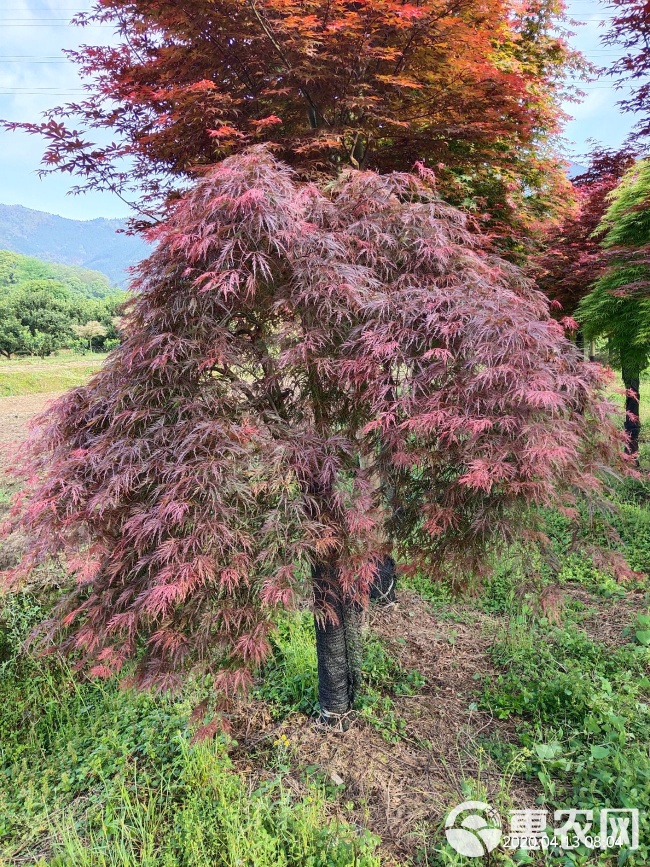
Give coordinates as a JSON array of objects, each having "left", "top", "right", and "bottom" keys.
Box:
[
  {"left": 0, "top": 392, "right": 62, "bottom": 450},
  {"left": 230, "top": 593, "right": 540, "bottom": 863},
  {"left": 563, "top": 584, "right": 647, "bottom": 648}
]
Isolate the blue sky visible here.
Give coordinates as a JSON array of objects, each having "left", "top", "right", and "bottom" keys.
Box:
[
  {"left": 562, "top": 1, "right": 636, "bottom": 159},
  {"left": 0, "top": 0, "right": 639, "bottom": 220}
]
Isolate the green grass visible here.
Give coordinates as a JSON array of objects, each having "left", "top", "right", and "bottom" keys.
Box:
[
  {"left": 0, "top": 352, "right": 106, "bottom": 396},
  {"left": 478, "top": 617, "right": 650, "bottom": 866},
  {"left": 0, "top": 593, "right": 380, "bottom": 867}
]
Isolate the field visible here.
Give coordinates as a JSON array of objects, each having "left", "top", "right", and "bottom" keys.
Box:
[
  {"left": 1, "top": 358, "right": 649, "bottom": 866},
  {"left": 0, "top": 353, "right": 107, "bottom": 398}
]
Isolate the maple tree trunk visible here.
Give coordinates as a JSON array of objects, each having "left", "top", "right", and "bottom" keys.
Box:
[
  {"left": 622, "top": 364, "right": 641, "bottom": 460},
  {"left": 370, "top": 555, "right": 397, "bottom": 604},
  {"left": 312, "top": 562, "right": 362, "bottom": 724}
]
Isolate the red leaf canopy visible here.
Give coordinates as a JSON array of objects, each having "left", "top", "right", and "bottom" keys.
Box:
[
  {"left": 4, "top": 0, "right": 576, "bottom": 240},
  {"left": 7, "top": 149, "right": 624, "bottom": 691}
]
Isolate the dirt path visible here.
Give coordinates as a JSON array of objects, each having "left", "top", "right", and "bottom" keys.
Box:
[
  {"left": 0, "top": 392, "right": 63, "bottom": 569},
  {"left": 0, "top": 391, "right": 63, "bottom": 448}
]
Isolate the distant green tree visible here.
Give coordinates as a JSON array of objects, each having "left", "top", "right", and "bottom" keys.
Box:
[
  {"left": 0, "top": 251, "right": 128, "bottom": 357},
  {"left": 578, "top": 159, "right": 650, "bottom": 456},
  {"left": 0, "top": 297, "right": 29, "bottom": 358},
  {"left": 73, "top": 320, "right": 108, "bottom": 352},
  {"left": 71, "top": 294, "right": 126, "bottom": 351},
  {"left": 0, "top": 279, "right": 81, "bottom": 357},
  {"left": 11, "top": 280, "right": 77, "bottom": 356}
]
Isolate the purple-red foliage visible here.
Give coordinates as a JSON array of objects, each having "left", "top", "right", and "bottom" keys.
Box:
[
  {"left": 535, "top": 146, "right": 636, "bottom": 317},
  {"left": 4, "top": 148, "right": 626, "bottom": 693}
]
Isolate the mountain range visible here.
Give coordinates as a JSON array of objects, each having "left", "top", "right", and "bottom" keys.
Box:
[{"left": 0, "top": 204, "right": 150, "bottom": 286}]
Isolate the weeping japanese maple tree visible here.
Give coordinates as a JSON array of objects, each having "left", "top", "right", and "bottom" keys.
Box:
[{"left": 7, "top": 149, "right": 624, "bottom": 722}]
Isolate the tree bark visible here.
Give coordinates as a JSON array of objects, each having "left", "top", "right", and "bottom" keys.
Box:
[
  {"left": 622, "top": 364, "right": 641, "bottom": 460},
  {"left": 312, "top": 562, "right": 362, "bottom": 724},
  {"left": 370, "top": 555, "right": 397, "bottom": 604}
]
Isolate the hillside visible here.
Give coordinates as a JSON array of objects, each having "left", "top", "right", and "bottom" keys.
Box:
[
  {"left": 0, "top": 250, "right": 119, "bottom": 299},
  {"left": 0, "top": 204, "right": 149, "bottom": 285}
]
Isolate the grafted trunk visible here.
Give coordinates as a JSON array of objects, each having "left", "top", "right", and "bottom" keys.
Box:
[
  {"left": 312, "top": 562, "right": 362, "bottom": 724},
  {"left": 358, "top": 448, "right": 399, "bottom": 605},
  {"left": 622, "top": 364, "right": 641, "bottom": 460},
  {"left": 370, "top": 555, "right": 397, "bottom": 604}
]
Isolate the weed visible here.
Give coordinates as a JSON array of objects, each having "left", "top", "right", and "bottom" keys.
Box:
[
  {"left": 254, "top": 610, "right": 319, "bottom": 717},
  {"left": 46, "top": 740, "right": 382, "bottom": 867},
  {"left": 0, "top": 594, "right": 380, "bottom": 866},
  {"left": 401, "top": 573, "right": 455, "bottom": 611},
  {"left": 480, "top": 617, "right": 650, "bottom": 865},
  {"left": 623, "top": 611, "right": 650, "bottom": 647}
]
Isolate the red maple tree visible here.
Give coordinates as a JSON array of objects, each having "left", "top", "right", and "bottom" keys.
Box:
[
  {"left": 5, "top": 150, "right": 625, "bottom": 719},
  {"left": 534, "top": 146, "right": 636, "bottom": 322},
  {"left": 4, "top": 0, "right": 577, "bottom": 243}
]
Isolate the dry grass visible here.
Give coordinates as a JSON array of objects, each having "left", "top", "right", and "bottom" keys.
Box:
[{"left": 228, "top": 594, "right": 541, "bottom": 863}]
